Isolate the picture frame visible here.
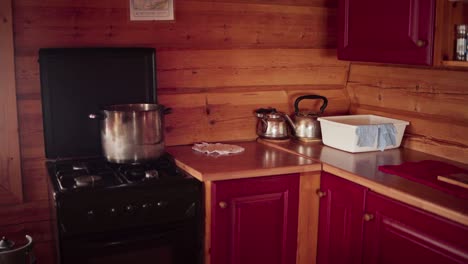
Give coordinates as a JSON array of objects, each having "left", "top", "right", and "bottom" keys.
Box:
[{"left": 129, "top": 0, "right": 175, "bottom": 21}]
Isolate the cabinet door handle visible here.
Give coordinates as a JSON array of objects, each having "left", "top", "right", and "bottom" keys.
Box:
[
  {"left": 219, "top": 201, "right": 228, "bottom": 209},
  {"left": 363, "top": 213, "right": 374, "bottom": 222},
  {"left": 316, "top": 189, "right": 326, "bottom": 198},
  {"left": 416, "top": 40, "right": 426, "bottom": 47}
]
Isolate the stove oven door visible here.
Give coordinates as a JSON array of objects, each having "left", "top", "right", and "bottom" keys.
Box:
[{"left": 60, "top": 222, "right": 201, "bottom": 264}]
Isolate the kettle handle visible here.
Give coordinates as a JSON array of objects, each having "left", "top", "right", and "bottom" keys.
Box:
[{"left": 294, "top": 95, "right": 328, "bottom": 114}]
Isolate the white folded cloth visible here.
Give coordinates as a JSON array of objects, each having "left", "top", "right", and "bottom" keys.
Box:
[
  {"left": 192, "top": 142, "right": 245, "bottom": 155},
  {"left": 355, "top": 123, "right": 397, "bottom": 151}
]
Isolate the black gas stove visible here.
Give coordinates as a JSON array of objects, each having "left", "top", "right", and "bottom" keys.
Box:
[
  {"left": 47, "top": 154, "right": 201, "bottom": 234},
  {"left": 40, "top": 48, "right": 202, "bottom": 264}
]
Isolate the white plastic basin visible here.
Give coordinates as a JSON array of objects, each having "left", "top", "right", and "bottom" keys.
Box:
[{"left": 317, "top": 115, "right": 410, "bottom": 153}]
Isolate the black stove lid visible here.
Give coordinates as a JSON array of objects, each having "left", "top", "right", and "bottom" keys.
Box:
[{"left": 39, "top": 48, "right": 156, "bottom": 159}]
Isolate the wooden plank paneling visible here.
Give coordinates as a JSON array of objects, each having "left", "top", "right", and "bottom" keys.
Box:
[
  {"left": 0, "top": 0, "right": 23, "bottom": 205},
  {"left": 160, "top": 89, "right": 349, "bottom": 145},
  {"left": 13, "top": 0, "right": 336, "bottom": 54},
  {"left": 347, "top": 64, "right": 468, "bottom": 163}
]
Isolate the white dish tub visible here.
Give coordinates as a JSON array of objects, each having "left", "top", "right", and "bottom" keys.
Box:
[{"left": 317, "top": 115, "right": 409, "bottom": 153}]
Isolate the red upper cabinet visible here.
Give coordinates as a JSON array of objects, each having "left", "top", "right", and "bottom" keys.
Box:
[
  {"left": 210, "top": 174, "right": 299, "bottom": 264},
  {"left": 363, "top": 192, "right": 468, "bottom": 264},
  {"left": 317, "top": 172, "right": 367, "bottom": 264},
  {"left": 337, "top": 0, "right": 436, "bottom": 65}
]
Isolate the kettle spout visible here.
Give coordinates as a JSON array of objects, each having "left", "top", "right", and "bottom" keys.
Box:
[{"left": 283, "top": 114, "right": 296, "bottom": 130}]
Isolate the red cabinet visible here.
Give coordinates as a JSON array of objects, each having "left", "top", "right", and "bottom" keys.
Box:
[
  {"left": 363, "top": 192, "right": 468, "bottom": 264},
  {"left": 210, "top": 174, "right": 299, "bottom": 264},
  {"left": 317, "top": 172, "right": 367, "bottom": 264},
  {"left": 317, "top": 173, "right": 468, "bottom": 264},
  {"left": 337, "top": 0, "right": 436, "bottom": 65}
]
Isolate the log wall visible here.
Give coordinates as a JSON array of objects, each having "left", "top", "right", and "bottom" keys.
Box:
[
  {"left": 347, "top": 64, "right": 468, "bottom": 164},
  {"left": 5, "top": 0, "right": 349, "bottom": 262}
]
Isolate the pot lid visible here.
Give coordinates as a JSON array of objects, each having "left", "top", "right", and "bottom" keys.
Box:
[
  {"left": 255, "top": 107, "right": 276, "bottom": 118},
  {"left": 0, "top": 237, "right": 15, "bottom": 251},
  {"left": 39, "top": 48, "right": 157, "bottom": 159}
]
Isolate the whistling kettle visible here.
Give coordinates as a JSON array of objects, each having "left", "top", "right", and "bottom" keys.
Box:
[{"left": 284, "top": 95, "right": 328, "bottom": 141}]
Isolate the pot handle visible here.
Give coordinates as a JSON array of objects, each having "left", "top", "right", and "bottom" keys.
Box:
[
  {"left": 294, "top": 95, "right": 328, "bottom": 114},
  {"left": 88, "top": 113, "right": 106, "bottom": 120}
]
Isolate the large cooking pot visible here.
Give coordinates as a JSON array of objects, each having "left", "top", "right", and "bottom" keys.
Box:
[{"left": 89, "top": 103, "right": 171, "bottom": 164}]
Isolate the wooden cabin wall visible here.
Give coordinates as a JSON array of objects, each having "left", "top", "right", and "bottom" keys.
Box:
[
  {"left": 5, "top": 0, "right": 349, "bottom": 262},
  {"left": 347, "top": 64, "right": 468, "bottom": 164}
]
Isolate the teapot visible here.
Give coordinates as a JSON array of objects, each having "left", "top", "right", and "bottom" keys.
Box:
[
  {"left": 254, "top": 108, "right": 289, "bottom": 140},
  {"left": 284, "top": 95, "right": 328, "bottom": 141}
]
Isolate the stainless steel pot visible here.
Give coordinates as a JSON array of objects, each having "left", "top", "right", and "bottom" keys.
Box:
[
  {"left": 284, "top": 95, "right": 328, "bottom": 141},
  {"left": 89, "top": 103, "right": 171, "bottom": 164}
]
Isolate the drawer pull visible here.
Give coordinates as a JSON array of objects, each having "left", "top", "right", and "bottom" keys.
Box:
[
  {"left": 316, "top": 190, "right": 326, "bottom": 198},
  {"left": 219, "top": 201, "right": 228, "bottom": 209},
  {"left": 363, "top": 213, "right": 375, "bottom": 222}
]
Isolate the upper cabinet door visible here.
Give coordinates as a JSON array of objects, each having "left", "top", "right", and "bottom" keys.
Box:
[{"left": 338, "top": 0, "right": 436, "bottom": 65}]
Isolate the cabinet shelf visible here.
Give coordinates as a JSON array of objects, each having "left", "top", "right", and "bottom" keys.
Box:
[{"left": 434, "top": 0, "right": 468, "bottom": 66}]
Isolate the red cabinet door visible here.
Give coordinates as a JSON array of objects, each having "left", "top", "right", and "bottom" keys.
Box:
[
  {"left": 211, "top": 174, "right": 299, "bottom": 264},
  {"left": 338, "top": 0, "right": 435, "bottom": 65},
  {"left": 317, "top": 172, "right": 368, "bottom": 264},
  {"left": 363, "top": 192, "right": 468, "bottom": 264}
]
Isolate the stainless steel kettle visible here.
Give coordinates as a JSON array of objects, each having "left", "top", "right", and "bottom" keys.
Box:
[
  {"left": 284, "top": 95, "right": 328, "bottom": 141},
  {"left": 255, "top": 108, "right": 289, "bottom": 140}
]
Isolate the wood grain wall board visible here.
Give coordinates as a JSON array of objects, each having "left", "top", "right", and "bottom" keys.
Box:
[
  {"left": 0, "top": 201, "right": 50, "bottom": 226},
  {"left": 157, "top": 49, "right": 346, "bottom": 69},
  {"left": 157, "top": 49, "right": 348, "bottom": 89},
  {"left": 13, "top": 1, "right": 336, "bottom": 53},
  {"left": 347, "top": 83, "right": 468, "bottom": 121},
  {"left": 14, "top": 0, "right": 337, "bottom": 8},
  {"left": 0, "top": 0, "right": 23, "bottom": 205},
  {"left": 160, "top": 89, "right": 349, "bottom": 145},
  {"left": 402, "top": 135, "right": 468, "bottom": 165},
  {"left": 0, "top": 220, "right": 53, "bottom": 243},
  {"left": 18, "top": 130, "right": 45, "bottom": 161},
  {"left": 348, "top": 64, "right": 468, "bottom": 95},
  {"left": 21, "top": 158, "right": 49, "bottom": 202},
  {"left": 350, "top": 106, "right": 468, "bottom": 163},
  {"left": 159, "top": 84, "right": 348, "bottom": 94},
  {"left": 286, "top": 89, "right": 350, "bottom": 115}
]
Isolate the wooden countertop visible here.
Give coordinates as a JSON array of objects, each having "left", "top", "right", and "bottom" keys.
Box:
[
  {"left": 167, "top": 141, "right": 321, "bottom": 182},
  {"left": 258, "top": 138, "right": 468, "bottom": 226}
]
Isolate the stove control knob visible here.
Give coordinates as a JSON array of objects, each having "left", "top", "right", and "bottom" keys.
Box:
[
  {"left": 87, "top": 210, "right": 95, "bottom": 218},
  {"left": 156, "top": 201, "right": 168, "bottom": 208},
  {"left": 125, "top": 205, "right": 134, "bottom": 212},
  {"left": 142, "top": 203, "right": 152, "bottom": 209}
]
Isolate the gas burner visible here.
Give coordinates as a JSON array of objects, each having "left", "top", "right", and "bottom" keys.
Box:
[
  {"left": 72, "top": 164, "right": 87, "bottom": 171},
  {"left": 145, "top": 170, "right": 159, "bottom": 179},
  {"left": 74, "top": 175, "right": 103, "bottom": 187}
]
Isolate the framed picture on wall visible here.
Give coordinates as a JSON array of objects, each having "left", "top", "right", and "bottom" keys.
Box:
[{"left": 130, "top": 0, "right": 175, "bottom": 21}]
